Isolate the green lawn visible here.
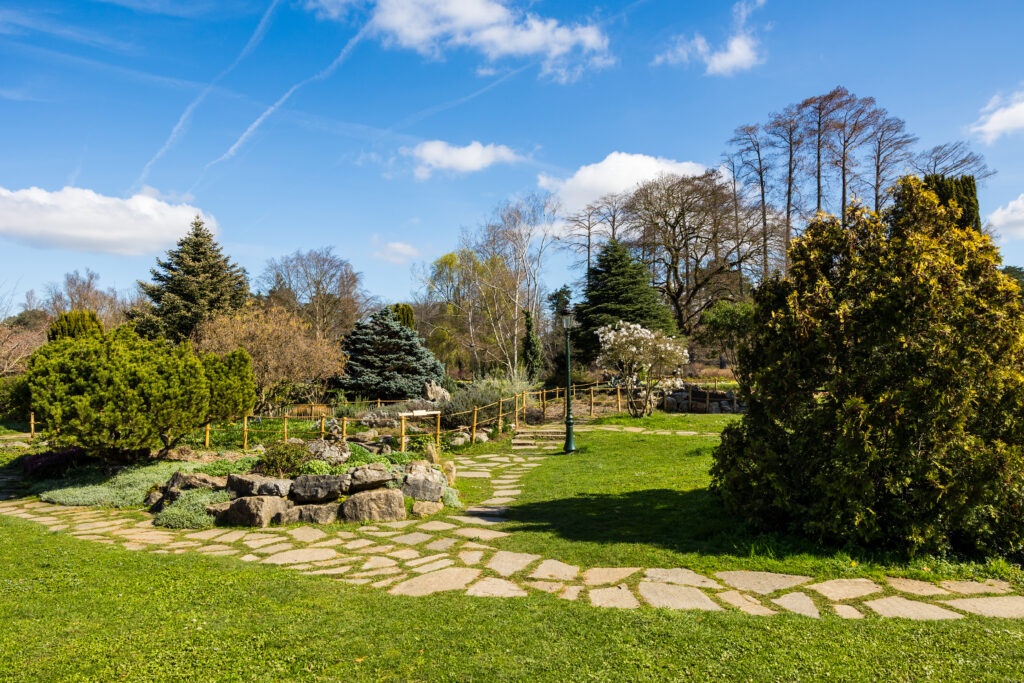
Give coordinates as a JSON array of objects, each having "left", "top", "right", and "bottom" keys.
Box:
[
  {"left": 590, "top": 411, "right": 741, "bottom": 432},
  {"left": 2, "top": 518, "right": 1023, "bottom": 682}
]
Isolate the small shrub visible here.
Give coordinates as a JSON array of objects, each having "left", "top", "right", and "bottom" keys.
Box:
[
  {"left": 300, "top": 460, "right": 332, "bottom": 476},
  {"left": 253, "top": 443, "right": 308, "bottom": 478},
  {"left": 442, "top": 486, "right": 462, "bottom": 509},
  {"left": 153, "top": 488, "right": 231, "bottom": 529}
]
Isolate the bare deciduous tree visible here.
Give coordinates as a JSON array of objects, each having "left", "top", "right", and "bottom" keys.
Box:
[
  {"left": 800, "top": 86, "right": 850, "bottom": 214},
  {"left": 829, "top": 93, "right": 882, "bottom": 223},
  {"left": 912, "top": 141, "right": 995, "bottom": 180},
  {"left": 730, "top": 124, "right": 774, "bottom": 276},
  {"left": 862, "top": 114, "right": 918, "bottom": 212},
  {"left": 766, "top": 103, "right": 805, "bottom": 271}
]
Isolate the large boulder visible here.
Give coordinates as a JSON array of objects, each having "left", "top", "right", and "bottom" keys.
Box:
[
  {"left": 348, "top": 463, "right": 396, "bottom": 492},
  {"left": 306, "top": 439, "right": 350, "bottom": 466},
  {"left": 474, "top": 432, "right": 490, "bottom": 443},
  {"left": 227, "top": 473, "right": 292, "bottom": 498},
  {"left": 166, "top": 471, "right": 227, "bottom": 491},
  {"left": 412, "top": 500, "right": 443, "bottom": 517},
  {"left": 402, "top": 463, "right": 445, "bottom": 501},
  {"left": 216, "top": 496, "right": 292, "bottom": 527},
  {"left": 290, "top": 474, "right": 350, "bottom": 504},
  {"left": 276, "top": 503, "right": 342, "bottom": 525},
  {"left": 423, "top": 379, "right": 451, "bottom": 403},
  {"left": 342, "top": 488, "right": 406, "bottom": 522}
]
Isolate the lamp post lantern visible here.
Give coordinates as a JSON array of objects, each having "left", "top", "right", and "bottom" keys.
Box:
[{"left": 561, "top": 310, "right": 576, "bottom": 454}]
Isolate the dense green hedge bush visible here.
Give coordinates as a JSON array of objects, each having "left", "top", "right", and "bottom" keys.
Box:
[
  {"left": 46, "top": 310, "right": 104, "bottom": 342},
  {"left": 712, "top": 178, "right": 1024, "bottom": 558}
]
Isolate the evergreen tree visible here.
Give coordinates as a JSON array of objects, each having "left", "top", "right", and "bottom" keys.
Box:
[
  {"left": 131, "top": 217, "right": 248, "bottom": 342},
  {"left": 340, "top": 308, "right": 445, "bottom": 400},
  {"left": 390, "top": 303, "right": 416, "bottom": 330},
  {"left": 47, "top": 310, "right": 104, "bottom": 342},
  {"left": 574, "top": 239, "right": 676, "bottom": 362},
  {"left": 924, "top": 174, "right": 982, "bottom": 231},
  {"left": 521, "top": 309, "right": 542, "bottom": 381}
]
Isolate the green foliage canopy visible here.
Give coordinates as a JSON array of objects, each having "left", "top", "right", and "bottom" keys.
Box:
[
  {"left": 712, "top": 178, "right": 1024, "bottom": 558},
  {"left": 46, "top": 310, "right": 103, "bottom": 342},
  {"left": 923, "top": 174, "right": 982, "bottom": 231},
  {"left": 340, "top": 308, "right": 445, "bottom": 400}
]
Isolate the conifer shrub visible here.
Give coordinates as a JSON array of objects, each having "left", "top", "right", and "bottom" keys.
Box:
[
  {"left": 46, "top": 310, "right": 104, "bottom": 342},
  {"left": 712, "top": 178, "right": 1024, "bottom": 558},
  {"left": 253, "top": 442, "right": 309, "bottom": 478},
  {"left": 340, "top": 308, "right": 445, "bottom": 400}
]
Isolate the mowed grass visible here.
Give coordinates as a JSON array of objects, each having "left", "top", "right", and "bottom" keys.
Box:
[
  {"left": 590, "top": 411, "right": 741, "bottom": 432},
  {"left": 2, "top": 518, "right": 1024, "bottom": 682}
]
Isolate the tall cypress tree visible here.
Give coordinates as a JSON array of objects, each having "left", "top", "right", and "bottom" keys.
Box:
[
  {"left": 924, "top": 174, "right": 982, "bottom": 231},
  {"left": 574, "top": 239, "right": 676, "bottom": 362},
  {"left": 131, "top": 217, "right": 248, "bottom": 342},
  {"left": 521, "top": 309, "right": 542, "bottom": 381}
]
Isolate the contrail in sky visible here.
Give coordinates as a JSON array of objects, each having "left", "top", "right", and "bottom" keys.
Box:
[{"left": 132, "top": 0, "right": 281, "bottom": 190}]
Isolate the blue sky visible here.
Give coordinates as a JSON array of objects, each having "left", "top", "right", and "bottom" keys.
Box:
[{"left": 2, "top": 0, "right": 1024, "bottom": 306}]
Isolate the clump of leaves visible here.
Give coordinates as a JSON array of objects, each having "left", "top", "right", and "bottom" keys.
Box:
[
  {"left": 153, "top": 489, "right": 231, "bottom": 529},
  {"left": 253, "top": 443, "right": 308, "bottom": 478}
]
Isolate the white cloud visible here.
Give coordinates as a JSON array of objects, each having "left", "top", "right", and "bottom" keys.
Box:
[
  {"left": 538, "top": 152, "right": 705, "bottom": 214},
  {"left": 403, "top": 140, "right": 522, "bottom": 179},
  {"left": 307, "top": 0, "right": 612, "bottom": 82},
  {"left": 0, "top": 185, "right": 215, "bottom": 255},
  {"left": 653, "top": 0, "right": 765, "bottom": 76},
  {"left": 989, "top": 193, "right": 1024, "bottom": 241},
  {"left": 372, "top": 240, "right": 421, "bottom": 264},
  {"left": 971, "top": 89, "right": 1024, "bottom": 144}
]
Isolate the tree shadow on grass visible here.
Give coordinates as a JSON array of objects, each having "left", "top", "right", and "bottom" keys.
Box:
[{"left": 503, "top": 487, "right": 837, "bottom": 561}]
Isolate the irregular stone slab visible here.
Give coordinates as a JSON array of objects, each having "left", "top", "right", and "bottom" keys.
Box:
[
  {"left": 342, "top": 489, "right": 406, "bottom": 523},
  {"left": 487, "top": 551, "right": 542, "bottom": 577},
  {"left": 480, "top": 497, "right": 516, "bottom": 505},
  {"left": 941, "top": 596, "right": 1024, "bottom": 618},
  {"left": 453, "top": 527, "right": 509, "bottom": 541},
  {"left": 939, "top": 579, "right": 1012, "bottom": 595},
  {"left": 448, "top": 515, "right": 500, "bottom": 526},
  {"left": 411, "top": 559, "right": 456, "bottom": 573},
  {"left": 349, "top": 463, "right": 398, "bottom": 492},
  {"left": 350, "top": 567, "right": 403, "bottom": 579},
  {"left": 216, "top": 530, "right": 247, "bottom": 543},
  {"left": 344, "top": 539, "right": 376, "bottom": 550},
  {"left": 196, "top": 544, "right": 234, "bottom": 554},
  {"left": 380, "top": 520, "right": 417, "bottom": 528},
  {"left": 219, "top": 496, "right": 292, "bottom": 528},
  {"left": 584, "top": 567, "right": 641, "bottom": 586},
  {"left": 530, "top": 559, "right": 579, "bottom": 582},
  {"left": 227, "top": 474, "right": 291, "bottom": 498},
  {"left": 185, "top": 529, "right": 227, "bottom": 541},
  {"left": 833, "top": 604, "right": 864, "bottom": 619},
  {"left": 243, "top": 533, "right": 285, "bottom": 547},
  {"left": 806, "top": 578, "right": 882, "bottom": 601},
  {"left": 310, "top": 538, "right": 346, "bottom": 548},
  {"left": 122, "top": 542, "right": 147, "bottom": 551},
  {"left": 526, "top": 581, "right": 563, "bottom": 593},
  {"left": 289, "top": 475, "right": 349, "bottom": 504},
  {"left": 492, "top": 489, "right": 523, "bottom": 496},
  {"left": 886, "top": 577, "right": 950, "bottom": 596},
  {"left": 262, "top": 548, "right": 338, "bottom": 565},
  {"left": 364, "top": 530, "right": 400, "bottom": 538},
  {"left": 716, "top": 570, "right": 811, "bottom": 595},
  {"left": 362, "top": 556, "right": 398, "bottom": 569},
  {"left": 312, "top": 557, "right": 355, "bottom": 567},
  {"left": 456, "top": 471, "right": 491, "bottom": 479},
  {"left": 459, "top": 550, "right": 484, "bottom": 565},
  {"left": 589, "top": 584, "right": 640, "bottom": 609},
  {"left": 645, "top": 568, "right": 720, "bottom": 589},
  {"left": 240, "top": 554, "right": 260, "bottom": 562},
  {"left": 460, "top": 542, "right": 493, "bottom": 550},
  {"left": 425, "top": 538, "right": 457, "bottom": 551},
  {"left": 252, "top": 542, "right": 293, "bottom": 555},
  {"left": 304, "top": 566, "right": 355, "bottom": 576},
  {"left": 288, "top": 526, "right": 327, "bottom": 543},
  {"left": 467, "top": 577, "right": 528, "bottom": 598},
  {"left": 389, "top": 568, "right": 481, "bottom": 596},
  {"left": 639, "top": 582, "right": 723, "bottom": 611},
  {"left": 353, "top": 544, "right": 394, "bottom": 554},
  {"left": 864, "top": 596, "right": 963, "bottom": 620},
  {"left": 166, "top": 541, "right": 202, "bottom": 549},
  {"left": 388, "top": 548, "right": 420, "bottom": 560},
  {"left": 771, "top": 592, "right": 819, "bottom": 618},
  {"left": 372, "top": 574, "right": 406, "bottom": 588},
  {"left": 464, "top": 506, "right": 508, "bottom": 516},
  {"left": 406, "top": 553, "right": 449, "bottom": 567},
  {"left": 418, "top": 521, "right": 457, "bottom": 531},
  {"left": 391, "top": 532, "right": 433, "bottom": 545},
  {"left": 717, "top": 590, "right": 775, "bottom": 616}
]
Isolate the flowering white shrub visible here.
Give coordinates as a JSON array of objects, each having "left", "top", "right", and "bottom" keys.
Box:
[{"left": 597, "top": 321, "right": 689, "bottom": 417}]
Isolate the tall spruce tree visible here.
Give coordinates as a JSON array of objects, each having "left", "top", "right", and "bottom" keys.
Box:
[
  {"left": 131, "top": 217, "right": 248, "bottom": 342},
  {"left": 521, "top": 309, "right": 542, "bottom": 381},
  {"left": 340, "top": 308, "right": 445, "bottom": 400},
  {"left": 924, "top": 174, "right": 982, "bottom": 231},
  {"left": 574, "top": 239, "right": 676, "bottom": 362}
]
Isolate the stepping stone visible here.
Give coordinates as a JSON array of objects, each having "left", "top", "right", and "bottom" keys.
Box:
[
  {"left": 448, "top": 516, "right": 500, "bottom": 526},
  {"left": 941, "top": 596, "right": 1024, "bottom": 618},
  {"left": 526, "top": 581, "right": 563, "bottom": 593},
  {"left": 425, "top": 538, "right": 458, "bottom": 551},
  {"left": 412, "top": 559, "right": 456, "bottom": 573},
  {"left": 418, "top": 521, "right": 457, "bottom": 531},
  {"left": 312, "top": 557, "right": 355, "bottom": 567},
  {"left": 336, "top": 531, "right": 358, "bottom": 539},
  {"left": 806, "top": 578, "right": 882, "bottom": 601},
  {"left": 460, "top": 542, "right": 493, "bottom": 550},
  {"left": 480, "top": 497, "right": 516, "bottom": 505},
  {"left": 303, "top": 566, "right": 355, "bottom": 576},
  {"left": 204, "top": 550, "right": 238, "bottom": 557},
  {"left": 245, "top": 536, "right": 289, "bottom": 549},
  {"left": 341, "top": 578, "right": 371, "bottom": 585},
  {"left": 584, "top": 567, "right": 641, "bottom": 585},
  {"left": 388, "top": 548, "right": 420, "bottom": 560},
  {"left": 492, "top": 489, "right": 522, "bottom": 496},
  {"left": 886, "top": 577, "right": 950, "bottom": 596},
  {"left": 197, "top": 544, "right": 235, "bottom": 554},
  {"left": 716, "top": 570, "right": 811, "bottom": 594},
  {"left": 645, "top": 568, "right": 720, "bottom": 589},
  {"left": 833, "top": 604, "right": 864, "bottom": 619},
  {"left": 487, "top": 551, "right": 542, "bottom": 576},
  {"left": 166, "top": 541, "right": 202, "bottom": 549},
  {"left": 350, "top": 567, "right": 403, "bottom": 579},
  {"left": 262, "top": 548, "right": 338, "bottom": 565},
  {"left": 939, "top": 579, "right": 1012, "bottom": 595},
  {"left": 362, "top": 556, "right": 398, "bottom": 569},
  {"left": 364, "top": 531, "right": 401, "bottom": 538},
  {"left": 310, "top": 539, "right": 346, "bottom": 547},
  {"left": 389, "top": 568, "right": 481, "bottom": 596},
  {"left": 464, "top": 506, "right": 508, "bottom": 516},
  {"left": 289, "top": 527, "right": 327, "bottom": 543},
  {"left": 391, "top": 532, "right": 434, "bottom": 545},
  {"left": 459, "top": 550, "right": 484, "bottom": 565},
  {"left": 354, "top": 544, "right": 394, "bottom": 554},
  {"left": 717, "top": 590, "right": 775, "bottom": 616},
  {"left": 864, "top": 596, "right": 963, "bottom": 620},
  {"left": 240, "top": 554, "right": 260, "bottom": 562},
  {"left": 466, "top": 577, "right": 528, "bottom": 597},
  {"left": 406, "top": 553, "right": 449, "bottom": 567},
  {"left": 216, "top": 530, "right": 247, "bottom": 543},
  {"left": 253, "top": 543, "right": 293, "bottom": 555},
  {"left": 186, "top": 529, "right": 227, "bottom": 541},
  {"left": 372, "top": 574, "right": 406, "bottom": 588},
  {"left": 530, "top": 560, "right": 579, "bottom": 582},
  {"left": 589, "top": 584, "right": 640, "bottom": 609},
  {"left": 344, "top": 539, "right": 376, "bottom": 550},
  {"left": 771, "top": 592, "right": 819, "bottom": 618},
  {"left": 638, "top": 582, "right": 723, "bottom": 611},
  {"left": 380, "top": 520, "right": 417, "bottom": 528},
  {"left": 457, "top": 472, "right": 491, "bottom": 478},
  {"left": 453, "top": 527, "right": 509, "bottom": 541},
  {"left": 122, "top": 542, "right": 147, "bottom": 551}
]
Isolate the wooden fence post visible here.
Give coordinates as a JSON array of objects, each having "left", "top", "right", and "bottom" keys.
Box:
[
  {"left": 590, "top": 387, "right": 595, "bottom": 418},
  {"left": 283, "top": 416, "right": 288, "bottom": 443},
  {"left": 243, "top": 415, "right": 249, "bottom": 450},
  {"left": 497, "top": 395, "right": 503, "bottom": 431},
  {"left": 29, "top": 411, "right": 35, "bottom": 442},
  {"left": 541, "top": 390, "right": 547, "bottom": 421},
  {"left": 688, "top": 386, "right": 693, "bottom": 413},
  {"left": 616, "top": 387, "right": 622, "bottom": 412},
  {"left": 377, "top": 398, "right": 382, "bottom": 409},
  {"left": 342, "top": 417, "right": 347, "bottom": 440},
  {"left": 435, "top": 413, "right": 441, "bottom": 449},
  {"left": 320, "top": 417, "right": 325, "bottom": 439},
  {"left": 471, "top": 407, "right": 478, "bottom": 444},
  {"left": 400, "top": 416, "right": 407, "bottom": 452},
  {"left": 715, "top": 377, "right": 719, "bottom": 392},
  {"left": 205, "top": 422, "right": 210, "bottom": 449}
]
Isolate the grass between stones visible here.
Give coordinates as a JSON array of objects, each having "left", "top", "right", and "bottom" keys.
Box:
[{"left": 1, "top": 518, "right": 1023, "bottom": 682}]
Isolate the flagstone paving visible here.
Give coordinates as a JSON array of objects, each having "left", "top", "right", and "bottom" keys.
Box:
[{"left": 1, "top": 438, "right": 1022, "bottom": 621}]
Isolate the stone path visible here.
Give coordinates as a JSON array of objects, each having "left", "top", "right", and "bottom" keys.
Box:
[{"left": 1, "top": 436, "right": 1023, "bottom": 621}]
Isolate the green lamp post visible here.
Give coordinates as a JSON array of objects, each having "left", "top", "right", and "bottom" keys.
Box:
[{"left": 561, "top": 310, "right": 576, "bottom": 454}]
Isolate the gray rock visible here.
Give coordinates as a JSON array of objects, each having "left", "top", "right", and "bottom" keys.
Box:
[
  {"left": 286, "top": 437, "right": 305, "bottom": 445},
  {"left": 663, "top": 396, "right": 677, "bottom": 412},
  {"left": 441, "top": 461, "right": 456, "bottom": 486},
  {"left": 348, "top": 463, "right": 397, "bottom": 491},
  {"left": 412, "top": 500, "right": 444, "bottom": 517},
  {"left": 709, "top": 402, "right": 721, "bottom": 414},
  {"left": 205, "top": 500, "right": 232, "bottom": 517},
  {"left": 290, "top": 474, "right": 349, "bottom": 503},
  {"left": 253, "top": 444, "right": 266, "bottom": 453},
  {"left": 423, "top": 443, "right": 440, "bottom": 464},
  {"left": 361, "top": 429, "right": 379, "bottom": 439},
  {"left": 474, "top": 432, "right": 490, "bottom": 443},
  {"left": 306, "top": 439, "right": 350, "bottom": 466},
  {"left": 423, "top": 379, "right": 451, "bottom": 403},
  {"left": 402, "top": 464, "right": 445, "bottom": 501},
  {"left": 166, "top": 471, "right": 227, "bottom": 491},
  {"left": 380, "top": 444, "right": 393, "bottom": 456},
  {"left": 451, "top": 437, "right": 468, "bottom": 447},
  {"left": 227, "top": 473, "right": 292, "bottom": 498},
  {"left": 294, "top": 503, "right": 342, "bottom": 525},
  {"left": 272, "top": 507, "right": 300, "bottom": 525},
  {"left": 342, "top": 488, "right": 406, "bottom": 522},
  {"left": 216, "top": 496, "right": 291, "bottom": 527}
]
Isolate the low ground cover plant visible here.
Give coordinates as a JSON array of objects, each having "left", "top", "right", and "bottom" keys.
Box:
[{"left": 153, "top": 488, "right": 231, "bottom": 529}]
